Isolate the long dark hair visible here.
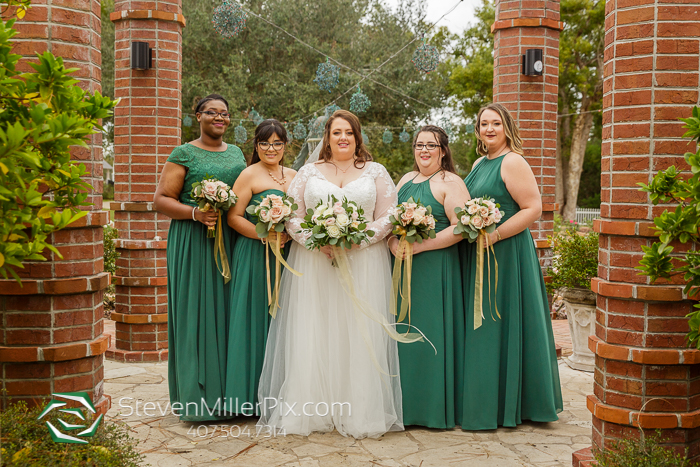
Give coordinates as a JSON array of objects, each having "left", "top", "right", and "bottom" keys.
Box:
[
  {"left": 194, "top": 93, "right": 229, "bottom": 113},
  {"left": 251, "top": 119, "right": 288, "bottom": 165},
  {"left": 318, "top": 110, "right": 372, "bottom": 168},
  {"left": 412, "top": 125, "right": 456, "bottom": 174}
]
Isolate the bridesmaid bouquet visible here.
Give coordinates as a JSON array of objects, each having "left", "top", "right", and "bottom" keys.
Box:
[
  {"left": 191, "top": 176, "right": 238, "bottom": 283},
  {"left": 300, "top": 195, "right": 374, "bottom": 252},
  {"left": 246, "top": 193, "right": 302, "bottom": 318},
  {"left": 389, "top": 197, "right": 437, "bottom": 327},
  {"left": 454, "top": 197, "right": 504, "bottom": 330}
]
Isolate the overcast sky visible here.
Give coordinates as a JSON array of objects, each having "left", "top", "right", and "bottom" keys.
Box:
[{"left": 382, "top": 0, "right": 480, "bottom": 34}]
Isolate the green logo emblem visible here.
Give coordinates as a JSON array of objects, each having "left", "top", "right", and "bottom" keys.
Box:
[{"left": 37, "top": 392, "right": 103, "bottom": 444}]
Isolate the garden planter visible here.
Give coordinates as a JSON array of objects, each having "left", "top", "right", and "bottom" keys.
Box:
[{"left": 561, "top": 287, "right": 596, "bottom": 372}]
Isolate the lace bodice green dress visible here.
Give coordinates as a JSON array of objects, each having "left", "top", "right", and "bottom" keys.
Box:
[
  {"left": 166, "top": 143, "right": 246, "bottom": 421},
  {"left": 459, "top": 154, "right": 562, "bottom": 429},
  {"left": 395, "top": 172, "right": 465, "bottom": 428}
]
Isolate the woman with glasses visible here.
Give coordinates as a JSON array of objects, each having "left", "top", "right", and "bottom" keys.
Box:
[
  {"left": 458, "top": 103, "right": 562, "bottom": 430},
  {"left": 388, "top": 125, "right": 470, "bottom": 428},
  {"left": 224, "top": 119, "right": 296, "bottom": 415},
  {"left": 154, "top": 94, "right": 246, "bottom": 421}
]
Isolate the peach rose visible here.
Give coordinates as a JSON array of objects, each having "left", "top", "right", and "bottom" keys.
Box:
[
  {"left": 479, "top": 206, "right": 489, "bottom": 217},
  {"left": 269, "top": 206, "right": 284, "bottom": 223},
  {"left": 467, "top": 204, "right": 479, "bottom": 215},
  {"left": 461, "top": 215, "right": 470, "bottom": 225},
  {"left": 471, "top": 215, "right": 484, "bottom": 229},
  {"left": 281, "top": 205, "right": 292, "bottom": 217},
  {"left": 270, "top": 195, "right": 284, "bottom": 208},
  {"left": 261, "top": 196, "right": 271, "bottom": 208}
]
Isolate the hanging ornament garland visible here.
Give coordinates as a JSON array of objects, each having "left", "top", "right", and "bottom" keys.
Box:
[
  {"left": 234, "top": 120, "right": 247, "bottom": 144},
  {"left": 325, "top": 104, "right": 341, "bottom": 117},
  {"left": 465, "top": 123, "right": 475, "bottom": 134},
  {"left": 248, "top": 107, "right": 261, "bottom": 124},
  {"left": 212, "top": 1, "right": 248, "bottom": 38},
  {"left": 399, "top": 127, "right": 410, "bottom": 143},
  {"left": 382, "top": 129, "right": 393, "bottom": 144},
  {"left": 349, "top": 86, "right": 371, "bottom": 114},
  {"left": 313, "top": 58, "right": 340, "bottom": 93},
  {"left": 293, "top": 121, "right": 307, "bottom": 140},
  {"left": 412, "top": 37, "right": 440, "bottom": 74},
  {"left": 183, "top": 115, "right": 193, "bottom": 127},
  {"left": 308, "top": 114, "right": 326, "bottom": 138}
]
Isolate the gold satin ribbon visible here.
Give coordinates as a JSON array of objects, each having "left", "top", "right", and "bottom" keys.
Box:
[
  {"left": 474, "top": 231, "right": 500, "bottom": 330},
  {"left": 391, "top": 236, "right": 414, "bottom": 328},
  {"left": 265, "top": 230, "right": 302, "bottom": 318},
  {"left": 213, "top": 211, "right": 231, "bottom": 284}
]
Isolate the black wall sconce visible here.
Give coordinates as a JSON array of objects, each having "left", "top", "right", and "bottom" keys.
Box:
[
  {"left": 522, "top": 48, "right": 543, "bottom": 76},
  {"left": 131, "top": 42, "right": 153, "bottom": 70}
]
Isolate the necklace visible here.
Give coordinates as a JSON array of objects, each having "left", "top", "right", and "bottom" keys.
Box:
[
  {"left": 268, "top": 167, "right": 286, "bottom": 186},
  {"left": 331, "top": 159, "right": 354, "bottom": 173}
]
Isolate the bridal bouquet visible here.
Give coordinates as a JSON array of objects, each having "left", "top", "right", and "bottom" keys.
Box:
[
  {"left": 389, "top": 198, "right": 437, "bottom": 327},
  {"left": 246, "top": 193, "right": 301, "bottom": 317},
  {"left": 191, "top": 176, "right": 238, "bottom": 283},
  {"left": 454, "top": 197, "right": 504, "bottom": 330},
  {"left": 300, "top": 195, "right": 375, "bottom": 252}
]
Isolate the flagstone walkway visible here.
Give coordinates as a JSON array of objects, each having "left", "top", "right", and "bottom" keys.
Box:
[{"left": 104, "top": 318, "right": 591, "bottom": 466}]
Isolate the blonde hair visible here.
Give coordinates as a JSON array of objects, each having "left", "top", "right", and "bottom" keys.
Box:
[{"left": 475, "top": 103, "right": 524, "bottom": 157}]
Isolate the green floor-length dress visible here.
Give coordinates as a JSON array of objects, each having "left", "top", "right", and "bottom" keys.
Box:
[
  {"left": 166, "top": 143, "right": 246, "bottom": 421},
  {"left": 396, "top": 173, "right": 465, "bottom": 428},
  {"left": 459, "top": 154, "right": 563, "bottom": 430},
  {"left": 224, "top": 189, "right": 286, "bottom": 415}
]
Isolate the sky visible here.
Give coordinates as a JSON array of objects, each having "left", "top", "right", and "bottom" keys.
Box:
[{"left": 382, "top": 0, "right": 481, "bottom": 34}]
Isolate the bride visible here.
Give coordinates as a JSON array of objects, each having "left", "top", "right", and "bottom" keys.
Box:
[{"left": 257, "top": 110, "right": 403, "bottom": 438}]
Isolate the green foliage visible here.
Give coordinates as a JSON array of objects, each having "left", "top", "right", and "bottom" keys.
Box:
[
  {"left": 103, "top": 223, "right": 119, "bottom": 276},
  {"left": 546, "top": 229, "right": 599, "bottom": 295},
  {"left": 0, "top": 401, "right": 144, "bottom": 467},
  {"left": 100, "top": 0, "right": 115, "bottom": 100},
  {"left": 637, "top": 106, "right": 700, "bottom": 348},
  {"left": 594, "top": 431, "right": 691, "bottom": 467},
  {"left": 0, "top": 3, "right": 118, "bottom": 282}
]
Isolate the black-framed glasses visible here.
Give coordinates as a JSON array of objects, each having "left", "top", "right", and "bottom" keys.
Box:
[
  {"left": 414, "top": 143, "right": 441, "bottom": 151},
  {"left": 199, "top": 110, "right": 231, "bottom": 119},
  {"left": 258, "top": 142, "right": 285, "bottom": 151}
]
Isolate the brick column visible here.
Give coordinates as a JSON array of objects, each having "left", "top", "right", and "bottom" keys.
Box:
[
  {"left": 106, "top": 2, "right": 184, "bottom": 362},
  {"left": 574, "top": 0, "right": 700, "bottom": 463},
  {"left": 0, "top": 0, "right": 111, "bottom": 413},
  {"left": 491, "top": 1, "right": 563, "bottom": 266}
]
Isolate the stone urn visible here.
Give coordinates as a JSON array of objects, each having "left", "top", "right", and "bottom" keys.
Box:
[{"left": 561, "top": 287, "right": 597, "bottom": 372}]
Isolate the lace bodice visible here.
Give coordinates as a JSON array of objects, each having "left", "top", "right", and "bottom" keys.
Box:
[{"left": 286, "top": 162, "right": 398, "bottom": 248}]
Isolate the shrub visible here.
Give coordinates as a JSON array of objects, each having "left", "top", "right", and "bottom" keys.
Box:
[
  {"left": 546, "top": 230, "right": 599, "bottom": 296},
  {"left": 594, "top": 431, "right": 691, "bottom": 467},
  {"left": 103, "top": 223, "right": 119, "bottom": 276}
]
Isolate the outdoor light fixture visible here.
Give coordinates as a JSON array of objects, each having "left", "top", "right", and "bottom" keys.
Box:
[
  {"left": 131, "top": 42, "right": 152, "bottom": 70},
  {"left": 522, "top": 48, "right": 543, "bottom": 76}
]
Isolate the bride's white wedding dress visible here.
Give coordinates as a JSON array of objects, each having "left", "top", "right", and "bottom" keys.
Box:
[{"left": 257, "top": 161, "right": 402, "bottom": 438}]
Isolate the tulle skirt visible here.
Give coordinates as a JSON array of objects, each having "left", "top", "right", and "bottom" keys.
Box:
[{"left": 257, "top": 240, "right": 403, "bottom": 438}]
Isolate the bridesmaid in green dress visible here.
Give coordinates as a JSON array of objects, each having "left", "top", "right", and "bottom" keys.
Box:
[
  {"left": 224, "top": 119, "right": 296, "bottom": 415},
  {"left": 154, "top": 94, "right": 246, "bottom": 421},
  {"left": 389, "top": 125, "right": 470, "bottom": 428},
  {"left": 459, "top": 103, "right": 563, "bottom": 430}
]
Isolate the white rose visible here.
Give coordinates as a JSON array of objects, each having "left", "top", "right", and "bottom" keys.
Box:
[
  {"left": 413, "top": 212, "right": 425, "bottom": 225},
  {"left": 327, "top": 225, "right": 341, "bottom": 238},
  {"left": 461, "top": 215, "right": 470, "bottom": 225},
  {"left": 324, "top": 208, "right": 335, "bottom": 217},
  {"left": 467, "top": 204, "right": 479, "bottom": 215},
  {"left": 351, "top": 221, "right": 360, "bottom": 229},
  {"left": 281, "top": 205, "right": 292, "bottom": 216},
  {"left": 336, "top": 213, "right": 350, "bottom": 227}
]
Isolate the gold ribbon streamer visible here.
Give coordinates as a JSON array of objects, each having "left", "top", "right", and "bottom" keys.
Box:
[
  {"left": 265, "top": 230, "right": 303, "bottom": 318},
  {"left": 473, "top": 231, "right": 500, "bottom": 330},
  {"left": 391, "top": 236, "right": 414, "bottom": 328},
  {"left": 213, "top": 211, "right": 231, "bottom": 284}
]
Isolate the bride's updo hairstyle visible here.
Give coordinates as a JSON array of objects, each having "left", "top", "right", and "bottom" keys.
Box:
[
  {"left": 413, "top": 125, "right": 457, "bottom": 174},
  {"left": 475, "top": 103, "right": 525, "bottom": 157},
  {"left": 318, "top": 110, "right": 372, "bottom": 168}
]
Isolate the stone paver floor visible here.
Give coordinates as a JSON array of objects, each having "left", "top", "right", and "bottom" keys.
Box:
[{"left": 104, "top": 321, "right": 592, "bottom": 466}]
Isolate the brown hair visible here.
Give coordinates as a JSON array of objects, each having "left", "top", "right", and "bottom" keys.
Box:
[
  {"left": 475, "top": 103, "right": 525, "bottom": 157},
  {"left": 412, "top": 125, "right": 457, "bottom": 175},
  {"left": 318, "top": 110, "right": 372, "bottom": 168}
]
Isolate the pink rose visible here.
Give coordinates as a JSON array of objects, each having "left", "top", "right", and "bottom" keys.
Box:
[
  {"left": 218, "top": 189, "right": 229, "bottom": 202},
  {"left": 351, "top": 211, "right": 359, "bottom": 221},
  {"left": 202, "top": 181, "right": 218, "bottom": 199},
  {"left": 282, "top": 205, "right": 292, "bottom": 217},
  {"left": 479, "top": 206, "right": 489, "bottom": 217},
  {"left": 427, "top": 217, "right": 436, "bottom": 230},
  {"left": 270, "top": 195, "right": 284, "bottom": 208},
  {"left": 495, "top": 210, "right": 503, "bottom": 222},
  {"left": 261, "top": 196, "right": 271, "bottom": 208},
  {"left": 260, "top": 210, "right": 271, "bottom": 222},
  {"left": 461, "top": 215, "right": 470, "bottom": 225},
  {"left": 483, "top": 216, "right": 494, "bottom": 227},
  {"left": 467, "top": 204, "right": 479, "bottom": 215},
  {"left": 325, "top": 217, "right": 336, "bottom": 226},
  {"left": 471, "top": 215, "right": 484, "bottom": 229},
  {"left": 401, "top": 207, "right": 415, "bottom": 225},
  {"left": 269, "top": 206, "right": 284, "bottom": 223},
  {"left": 333, "top": 203, "right": 345, "bottom": 215}
]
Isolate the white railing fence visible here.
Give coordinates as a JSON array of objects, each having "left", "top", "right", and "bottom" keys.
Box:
[{"left": 575, "top": 207, "right": 601, "bottom": 224}]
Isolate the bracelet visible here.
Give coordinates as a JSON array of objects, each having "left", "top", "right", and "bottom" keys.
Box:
[
  {"left": 192, "top": 206, "right": 197, "bottom": 221},
  {"left": 495, "top": 229, "right": 502, "bottom": 241}
]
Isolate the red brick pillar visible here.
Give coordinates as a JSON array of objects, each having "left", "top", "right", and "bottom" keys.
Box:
[
  {"left": 0, "top": 0, "right": 111, "bottom": 413},
  {"left": 491, "top": 1, "right": 563, "bottom": 265},
  {"left": 106, "top": 2, "right": 184, "bottom": 362},
  {"left": 574, "top": 0, "right": 700, "bottom": 463}
]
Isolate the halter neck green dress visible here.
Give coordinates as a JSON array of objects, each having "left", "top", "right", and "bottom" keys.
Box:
[
  {"left": 459, "top": 154, "right": 562, "bottom": 430},
  {"left": 396, "top": 172, "right": 465, "bottom": 428},
  {"left": 224, "top": 189, "right": 286, "bottom": 415},
  {"left": 166, "top": 143, "right": 246, "bottom": 421}
]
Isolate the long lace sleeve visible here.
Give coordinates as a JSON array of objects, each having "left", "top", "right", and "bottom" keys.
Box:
[
  {"left": 285, "top": 164, "right": 312, "bottom": 246},
  {"left": 361, "top": 163, "right": 398, "bottom": 248}
]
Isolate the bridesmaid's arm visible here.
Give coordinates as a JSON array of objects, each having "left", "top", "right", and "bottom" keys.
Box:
[
  {"left": 154, "top": 162, "right": 218, "bottom": 227},
  {"left": 227, "top": 168, "right": 258, "bottom": 240},
  {"left": 488, "top": 153, "right": 542, "bottom": 245}
]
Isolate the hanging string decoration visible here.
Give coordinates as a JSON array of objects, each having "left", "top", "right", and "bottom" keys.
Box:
[
  {"left": 248, "top": 107, "right": 261, "bottom": 124},
  {"left": 382, "top": 129, "right": 393, "bottom": 144},
  {"left": 439, "top": 117, "right": 454, "bottom": 141},
  {"left": 399, "top": 127, "right": 410, "bottom": 143},
  {"left": 412, "top": 38, "right": 440, "bottom": 74},
  {"left": 293, "top": 121, "right": 307, "bottom": 140},
  {"left": 234, "top": 120, "right": 247, "bottom": 144},
  {"left": 349, "top": 86, "right": 371, "bottom": 114},
  {"left": 325, "top": 104, "right": 341, "bottom": 117},
  {"left": 183, "top": 115, "right": 193, "bottom": 127},
  {"left": 308, "top": 114, "right": 327, "bottom": 138},
  {"left": 313, "top": 58, "right": 340, "bottom": 93},
  {"left": 212, "top": 1, "right": 248, "bottom": 38}
]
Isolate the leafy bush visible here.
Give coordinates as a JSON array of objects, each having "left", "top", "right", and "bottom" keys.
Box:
[
  {"left": 0, "top": 1, "right": 117, "bottom": 282},
  {"left": 103, "top": 223, "right": 119, "bottom": 276},
  {"left": 594, "top": 431, "right": 691, "bottom": 467},
  {"left": 546, "top": 230, "right": 599, "bottom": 295},
  {"left": 0, "top": 401, "right": 144, "bottom": 467},
  {"left": 638, "top": 106, "right": 700, "bottom": 348}
]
